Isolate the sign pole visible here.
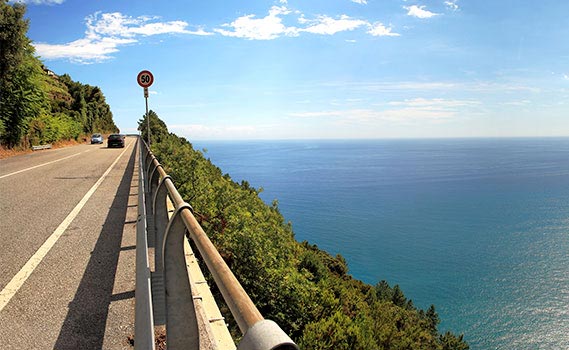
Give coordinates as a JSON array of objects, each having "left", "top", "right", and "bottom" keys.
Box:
[
  {"left": 145, "top": 92, "right": 150, "bottom": 146},
  {"left": 137, "top": 70, "right": 154, "bottom": 146},
  {"left": 144, "top": 87, "right": 150, "bottom": 145}
]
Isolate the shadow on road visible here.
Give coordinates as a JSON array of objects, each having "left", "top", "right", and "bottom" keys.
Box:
[{"left": 54, "top": 147, "right": 136, "bottom": 349}]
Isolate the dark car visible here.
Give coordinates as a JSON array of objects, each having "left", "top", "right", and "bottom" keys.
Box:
[
  {"left": 107, "top": 134, "right": 125, "bottom": 148},
  {"left": 91, "top": 133, "right": 103, "bottom": 144}
]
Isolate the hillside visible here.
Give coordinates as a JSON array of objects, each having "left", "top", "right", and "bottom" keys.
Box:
[
  {"left": 139, "top": 111, "right": 469, "bottom": 349},
  {"left": 0, "top": 1, "right": 117, "bottom": 149}
]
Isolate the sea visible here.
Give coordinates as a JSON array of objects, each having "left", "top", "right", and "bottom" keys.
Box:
[{"left": 192, "top": 138, "right": 569, "bottom": 349}]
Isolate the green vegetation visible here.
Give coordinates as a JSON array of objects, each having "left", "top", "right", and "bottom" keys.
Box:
[
  {"left": 139, "top": 112, "right": 469, "bottom": 349},
  {"left": 0, "top": 0, "right": 117, "bottom": 148}
]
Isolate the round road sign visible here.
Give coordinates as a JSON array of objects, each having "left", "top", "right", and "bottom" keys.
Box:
[{"left": 137, "top": 70, "right": 154, "bottom": 88}]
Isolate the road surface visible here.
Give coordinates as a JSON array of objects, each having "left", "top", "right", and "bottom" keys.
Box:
[{"left": 0, "top": 137, "right": 139, "bottom": 349}]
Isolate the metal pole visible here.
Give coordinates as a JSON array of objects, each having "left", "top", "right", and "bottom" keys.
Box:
[{"left": 145, "top": 96, "right": 151, "bottom": 146}]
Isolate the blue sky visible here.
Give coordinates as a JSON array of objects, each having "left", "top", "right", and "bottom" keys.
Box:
[{"left": 19, "top": 0, "right": 569, "bottom": 139}]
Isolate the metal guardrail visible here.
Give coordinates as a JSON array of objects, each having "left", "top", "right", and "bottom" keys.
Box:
[{"left": 136, "top": 138, "right": 299, "bottom": 350}]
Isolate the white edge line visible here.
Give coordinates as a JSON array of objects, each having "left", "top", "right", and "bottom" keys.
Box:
[
  {"left": 0, "top": 142, "right": 133, "bottom": 312},
  {"left": 0, "top": 149, "right": 93, "bottom": 180}
]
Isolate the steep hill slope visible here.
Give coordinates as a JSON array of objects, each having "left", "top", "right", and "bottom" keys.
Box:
[
  {"left": 140, "top": 111, "right": 469, "bottom": 350},
  {"left": 0, "top": 1, "right": 117, "bottom": 149}
]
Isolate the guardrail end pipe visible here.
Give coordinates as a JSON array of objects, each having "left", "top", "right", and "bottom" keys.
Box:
[{"left": 237, "top": 320, "right": 299, "bottom": 350}]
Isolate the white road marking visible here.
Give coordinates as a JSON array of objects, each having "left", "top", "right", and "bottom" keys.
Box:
[
  {"left": 0, "top": 142, "right": 133, "bottom": 312},
  {"left": 0, "top": 149, "right": 93, "bottom": 180}
]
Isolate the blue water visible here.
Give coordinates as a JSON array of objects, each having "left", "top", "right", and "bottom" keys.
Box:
[{"left": 193, "top": 138, "right": 569, "bottom": 349}]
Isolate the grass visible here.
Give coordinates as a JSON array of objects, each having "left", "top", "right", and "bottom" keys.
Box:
[{"left": 0, "top": 138, "right": 90, "bottom": 160}]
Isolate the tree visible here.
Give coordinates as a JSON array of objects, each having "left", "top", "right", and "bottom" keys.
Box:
[
  {"left": 426, "top": 304, "right": 440, "bottom": 335},
  {"left": 60, "top": 78, "right": 117, "bottom": 134},
  {"left": 374, "top": 280, "right": 393, "bottom": 301},
  {"left": 138, "top": 110, "right": 169, "bottom": 144},
  {"left": 0, "top": 0, "right": 28, "bottom": 81},
  {"left": 0, "top": 0, "right": 47, "bottom": 146},
  {"left": 440, "top": 331, "right": 469, "bottom": 350},
  {"left": 392, "top": 284, "right": 407, "bottom": 307}
]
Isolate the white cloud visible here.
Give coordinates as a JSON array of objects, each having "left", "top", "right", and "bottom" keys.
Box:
[
  {"left": 503, "top": 100, "right": 531, "bottom": 106},
  {"left": 34, "top": 12, "right": 212, "bottom": 63},
  {"left": 380, "top": 98, "right": 479, "bottom": 122},
  {"left": 130, "top": 21, "right": 209, "bottom": 36},
  {"left": 404, "top": 5, "right": 439, "bottom": 19},
  {"left": 34, "top": 37, "right": 136, "bottom": 63},
  {"left": 445, "top": 0, "right": 459, "bottom": 11},
  {"left": 170, "top": 124, "right": 260, "bottom": 139},
  {"left": 387, "top": 98, "right": 479, "bottom": 108},
  {"left": 301, "top": 15, "right": 368, "bottom": 35},
  {"left": 291, "top": 108, "right": 454, "bottom": 123},
  {"left": 367, "top": 22, "right": 400, "bottom": 37},
  {"left": 216, "top": 8, "right": 401, "bottom": 40},
  {"left": 466, "top": 82, "right": 540, "bottom": 93},
  {"left": 84, "top": 12, "right": 211, "bottom": 38},
  {"left": 373, "top": 108, "right": 454, "bottom": 122},
  {"left": 318, "top": 80, "right": 539, "bottom": 95},
  {"left": 290, "top": 111, "right": 345, "bottom": 118},
  {"left": 214, "top": 6, "right": 299, "bottom": 40},
  {"left": 84, "top": 12, "right": 137, "bottom": 38},
  {"left": 320, "top": 81, "right": 459, "bottom": 93},
  {"left": 351, "top": 0, "right": 368, "bottom": 4},
  {"left": 290, "top": 98, "right": 480, "bottom": 123}
]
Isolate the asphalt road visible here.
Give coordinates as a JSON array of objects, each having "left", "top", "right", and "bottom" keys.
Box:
[{"left": 0, "top": 137, "right": 139, "bottom": 349}]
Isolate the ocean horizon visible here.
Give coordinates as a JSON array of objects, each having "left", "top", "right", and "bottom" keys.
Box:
[{"left": 193, "top": 137, "right": 569, "bottom": 349}]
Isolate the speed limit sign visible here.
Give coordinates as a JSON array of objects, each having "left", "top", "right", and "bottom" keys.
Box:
[{"left": 137, "top": 70, "right": 154, "bottom": 88}]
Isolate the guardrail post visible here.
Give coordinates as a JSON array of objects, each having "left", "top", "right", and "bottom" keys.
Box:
[
  {"left": 153, "top": 175, "right": 172, "bottom": 277},
  {"left": 144, "top": 149, "right": 152, "bottom": 169},
  {"left": 145, "top": 157, "right": 155, "bottom": 195},
  {"left": 135, "top": 139, "right": 156, "bottom": 350},
  {"left": 162, "top": 203, "right": 199, "bottom": 350},
  {"left": 147, "top": 162, "right": 162, "bottom": 198}
]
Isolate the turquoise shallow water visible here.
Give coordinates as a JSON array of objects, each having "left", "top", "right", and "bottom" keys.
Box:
[{"left": 193, "top": 138, "right": 569, "bottom": 349}]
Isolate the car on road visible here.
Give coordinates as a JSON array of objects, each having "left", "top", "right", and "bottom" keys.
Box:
[
  {"left": 91, "top": 133, "right": 103, "bottom": 144},
  {"left": 107, "top": 134, "right": 125, "bottom": 148}
]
